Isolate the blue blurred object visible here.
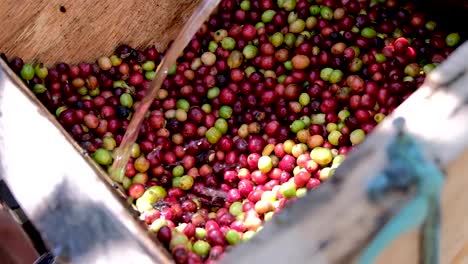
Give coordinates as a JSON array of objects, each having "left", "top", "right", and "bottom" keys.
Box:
[{"left": 358, "top": 117, "right": 444, "bottom": 264}]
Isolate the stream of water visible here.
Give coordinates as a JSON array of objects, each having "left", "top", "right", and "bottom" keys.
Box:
[{"left": 109, "top": 0, "right": 222, "bottom": 182}]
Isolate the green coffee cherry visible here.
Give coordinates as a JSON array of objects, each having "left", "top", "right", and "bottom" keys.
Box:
[
  {"left": 145, "top": 69, "right": 156, "bottom": 79},
  {"left": 214, "top": 118, "right": 228, "bottom": 134},
  {"left": 243, "top": 45, "right": 258, "bottom": 59},
  {"left": 93, "top": 148, "right": 113, "bottom": 165},
  {"left": 20, "top": 64, "right": 35, "bottom": 81},
  {"left": 206, "top": 127, "right": 222, "bottom": 144},
  {"left": 168, "top": 64, "right": 177, "bottom": 75},
  {"left": 319, "top": 167, "right": 335, "bottom": 181},
  {"left": 193, "top": 240, "right": 211, "bottom": 257},
  {"left": 136, "top": 186, "right": 167, "bottom": 213},
  {"left": 176, "top": 99, "right": 190, "bottom": 112},
  {"left": 240, "top": 0, "right": 251, "bottom": 11},
  {"left": 290, "top": 120, "right": 306, "bottom": 133},
  {"left": 310, "top": 5, "right": 320, "bottom": 15},
  {"left": 103, "top": 136, "right": 117, "bottom": 150},
  {"left": 271, "top": 32, "right": 284, "bottom": 47},
  {"left": 221, "top": 37, "right": 236, "bottom": 50},
  {"left": 258, "top": 156, "right": 273, "bottom": 173},
  {"left": 328, "top": 130, "right": 342, "bottom": 146},
  {"left": 280, "top": 182, "right": 297, "bottom": 198},
  {"left": 195, "top": 227, "right": 207, "bottom": 239},
  {"left": 32, "top": 84, "right": 47, "bottom": 94},
  {"left": 296, "top": 187, "right": 307, "bottom": 198},
  {"left": 320, "top": 6, "right": 333, "bottom": 20},
  {"left": 169, "top": 232, "right": 190, "bottom": 250},
  {"left": 226, "top": 230, "right": 241, "bottom": 245},
  {"left": 262, "top": 10, "right": 276, "bottom": 23},
  {"left": 34, "top": 64, "right": 48, "bottom": 79},
  {"left": 361, "top": 27, "right": 377, "bottom": 38},
  {"left": 299, "top": 93, "right": 310, "bottom": 106},
  {"left": 311, "top": 113, "right": 326, "bottom": 125},
  {"left": 446, "top": 33, "right": 460, "bottom": 47},
  {"left": 320, "top": 67, "right": 334, "bottom": 81},
  {"left": 149, "top": 218, "right": 168, "bottom": 233},
  {"left": 284, "top": 33, "right": 296, "bottom": 47},
  {"left": 120, "top": 93, "right": 134, "bottom": 108},
  {"left": 310, "top": 147, "right": 333, "bottom": 166},
  {"left": 350, "top": 129, "right": 366, "bottom": 145},
  {"left": 242, "top": 230, "right": 256, "bottom": 241},
  {"left": 329, "top": 70, "right": 343, "bottom": 84},
  {"left": 219, "top": 105, "right": 233, "bottom": 119},
  {"left": 283, "top": 0, "right": 296, "bottom": 11},
  {"left": 142, "top": 61, "right": 155, "bottom": 71},
  {"left": 179, "top": 175, "right": 194, "bottom": 190},
  {"left": 207, "top": 87, "right": 220, "bottom": 99},
  {"left": 289, "top": 19, "right": 306, "bottom": 33},
  {"left": 338, "top": 109, "right": 350, "bottom": 121},
  {"left": 172, "top": 165, "right": 184, "bottom": 177}
]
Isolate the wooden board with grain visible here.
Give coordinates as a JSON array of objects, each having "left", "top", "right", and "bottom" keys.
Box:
[{"left": 0, "top": 0, "right": 201, "bottom": 66}]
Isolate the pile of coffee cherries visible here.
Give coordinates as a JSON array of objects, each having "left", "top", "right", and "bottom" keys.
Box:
[{"left": 6, "top": 0, "right": 463, "bottom": 262}]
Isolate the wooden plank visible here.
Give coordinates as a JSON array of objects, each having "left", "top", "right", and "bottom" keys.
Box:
[
  {"left": 0, "top": 0, "right": 201, "bottom": 66},
  {"left": 222, "top": 41, "right": 468, "bottom": 264},
  {"left": 0, "top": 59, "right": 173, "bottom": 264}
]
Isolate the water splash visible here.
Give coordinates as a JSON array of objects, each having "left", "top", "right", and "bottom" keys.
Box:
[{"left": 109, "top": 0, "right": 221, "bottom": 182}]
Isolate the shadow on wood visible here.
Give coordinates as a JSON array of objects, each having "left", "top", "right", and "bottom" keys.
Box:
[{"left": 32, "top": 178, "right": 154, "bottom": 263}]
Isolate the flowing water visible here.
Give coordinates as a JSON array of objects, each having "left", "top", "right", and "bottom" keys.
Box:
[{"left": 109, "top": 0, "right": 221, "bottom": 182}]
